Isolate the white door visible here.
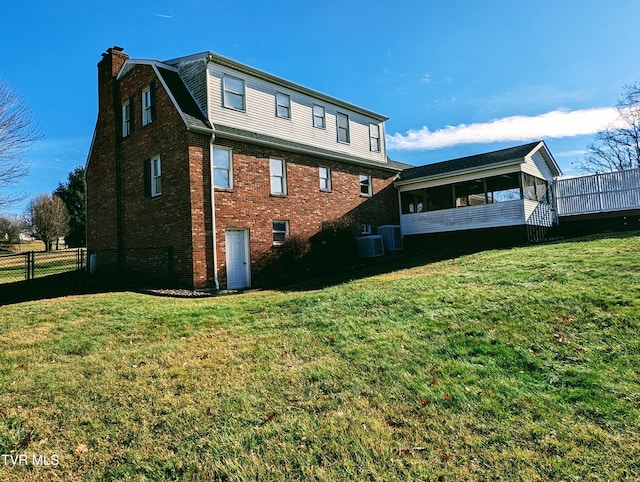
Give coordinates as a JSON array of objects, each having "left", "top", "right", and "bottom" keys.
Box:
[{"left": 225, "top": 229, "right": 250, "bottom": 289}]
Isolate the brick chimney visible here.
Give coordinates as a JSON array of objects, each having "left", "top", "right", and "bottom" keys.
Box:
[{"left": 97, "top": 46, "right": 129, "bottom": 116}]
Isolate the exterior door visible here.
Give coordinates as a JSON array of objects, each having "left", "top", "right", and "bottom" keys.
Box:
[{"left": 225, "top": 229, "right": 250, "bottom": 289}]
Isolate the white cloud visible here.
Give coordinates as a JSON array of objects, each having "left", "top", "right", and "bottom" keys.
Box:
[{"left": 386, "top": 107, "right": 622, "bottom": 151}]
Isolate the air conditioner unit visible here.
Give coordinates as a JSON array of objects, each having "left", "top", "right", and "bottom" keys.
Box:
[
  {"left": 357, "top": 235, "right": 384, "bottom": 257},
  {"left": 377, "top": 225, "right": 403, "bottom": 251}
]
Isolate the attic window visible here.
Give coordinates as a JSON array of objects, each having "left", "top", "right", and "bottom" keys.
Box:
[
  {"left": 223, "top": 75, "right": 246, "bottom": 111},
  {"left": 142, "top": 82, "right": 156, "bottom": 126},
  {"left": 276, "top": 92, "right": 290, "bottom": 119},
  {"left": 122, "top": 100, "right": 132, "bottom": 137},
  {"left": 369, "top": 123, "right": 380, "bottom": 152}
]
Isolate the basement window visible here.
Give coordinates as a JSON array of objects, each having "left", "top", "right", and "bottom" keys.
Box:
[{"left": 272, "top": 220, "right": 289, "bottom": 246}]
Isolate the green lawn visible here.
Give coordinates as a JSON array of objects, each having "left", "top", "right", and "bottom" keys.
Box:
[{"left": 0, "top": 233, "right": 639, "bottom": 481}]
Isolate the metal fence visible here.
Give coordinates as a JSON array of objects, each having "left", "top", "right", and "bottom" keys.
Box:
[{"left": 0, "top": 249, "right": 86, "bottom": 285}]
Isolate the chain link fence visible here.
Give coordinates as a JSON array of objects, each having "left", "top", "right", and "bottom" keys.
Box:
[{"left": 0, "top": 249, "right": 86, "bottom": 285}]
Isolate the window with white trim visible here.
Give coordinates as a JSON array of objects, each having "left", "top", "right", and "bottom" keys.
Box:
[
  {"left": 272, "top": 220, "right": 289, "bottom": 246},
  {"left": 276, "top": 92, "right": 291, "bottom": 119},
  {"left": 361, "top": 224, "right": 372, "bottom": 235},
  {"left": 122, "top": 100, "right": 131, "bottom": 137},
  {"left": 270, "top": 158, "right": 286, "bottom": 195},
  {"left": 142, "top": 86, "right": 153, "bottom": 126},
  {"left": 151, "top": 156, "right": 162, "bottom": 197},
  {"left": 313, "top": 104, "right": 325, "bottom": 128},
  {"left": 223, "top": 75, "right": 246, "bottom": 111},
  {"left": 213, "top": 146, "right": 233, "bottom": 189},
  {"left": 319, "top": 166, "right": 331, "bottom": 191},
  {"left": 337, "top": 112, "right": 350, "bottom": 143},
  {"left": 369, "top": 123, "right": 381, "bottom": 152},
  {"left": 359, "top": 174, "right": 372, "bottom": 197}
]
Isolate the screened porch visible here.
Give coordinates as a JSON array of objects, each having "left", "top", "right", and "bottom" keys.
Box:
[{"left": 399, "top": 171, "right": 555, "bottom": 235}]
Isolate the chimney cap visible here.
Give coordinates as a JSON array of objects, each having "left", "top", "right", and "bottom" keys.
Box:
[{"left": 102, "top": 46, "right": 125, "bottom": 57}]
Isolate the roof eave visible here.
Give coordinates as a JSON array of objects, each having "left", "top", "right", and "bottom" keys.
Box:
[{"left": 395, "top": 158, "right": 524, "bottom": 186}]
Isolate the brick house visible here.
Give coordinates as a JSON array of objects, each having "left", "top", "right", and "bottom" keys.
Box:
[{"left": 86, "top": 47, "right": 407, "bottom": 289}]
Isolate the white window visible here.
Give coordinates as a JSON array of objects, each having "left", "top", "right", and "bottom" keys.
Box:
[
  {"left": 359, "top": 174, "right": 372, "bottom": 197},
  {"left": 337, "top": 112, "right": 350, "bottom": 143},
  {"left": 270, "top": 158, "right": 286, "bottom": 195},
  {"left": 151, "top": 156, "right": 162, "bottom": 197},
  {"left": 223, "top": 75, "right": 245, "bottom": 111},
  {"left": 319, "top": 166, "right": 331, "bottom": 191},
  {"left": 213, "top": 146, "right": 233, "bottom": 189},
  {"left": 361, "top": 224, "right": 372, "bottom": 235},
  {"left": 369, "top": 123, "right": 380, "bottom": 152},
  {"left": 276, "top": 92, "right": 291, "bottom": 119},
  {"left": 142, "top": 86, "right": 153, "bottom": 126},
  {"left": 313, "top": 104, "right": 325, "bottom": 128},
  {"left": 272, "top": 220, "right": 289, "bottom": 246},
  {"left": 122, "top": 100, "right": 131, "bottom": 137}
]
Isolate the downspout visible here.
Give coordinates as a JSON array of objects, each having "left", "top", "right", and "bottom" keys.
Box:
[
  {"left": 203, "top": 56, "right": 219, "bottom": 290},
  {"left": 209, "top": 135, "right": 220, "bottom": 290}
]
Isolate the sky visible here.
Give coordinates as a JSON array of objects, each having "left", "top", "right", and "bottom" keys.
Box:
[{"left": 1, "top": 0, "right": 640, "bottom": 216}]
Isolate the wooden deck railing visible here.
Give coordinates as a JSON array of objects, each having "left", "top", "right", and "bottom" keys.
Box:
[{"left": 555, "top": 168, "right": 640, "bottom": 216}]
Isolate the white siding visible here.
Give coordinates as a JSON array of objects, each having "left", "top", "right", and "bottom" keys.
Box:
[
  {"left": 401, "top": 200, "right": 526, "bottom": 235},
  {"left": 523, "top": 150, "right": 555, "bottom": 181},
  {"left": 206, "top": 63, "right": 387, "bottom": 164}
]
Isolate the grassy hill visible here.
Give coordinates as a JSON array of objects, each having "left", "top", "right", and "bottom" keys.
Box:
[{"left": 1, "top": 232, "right": 639, "bottom": 481}]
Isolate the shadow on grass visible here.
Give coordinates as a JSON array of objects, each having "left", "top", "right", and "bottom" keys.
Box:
[
  {"left": 2, "top": 230, "right": 637, "bottom": 304},
  {"left": 0, "top": 272, "right": 125, "bottom": 306}
]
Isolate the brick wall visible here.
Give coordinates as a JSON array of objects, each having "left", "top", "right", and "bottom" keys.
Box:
[
  {"left": 210, "top": 138, "right": 400, "bottom": 288},
  {"left": 87, "top": 50, "right": 211, "bottom": 288}
]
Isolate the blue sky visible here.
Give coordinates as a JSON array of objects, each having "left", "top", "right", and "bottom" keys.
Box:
[{"left": 2, "top": 0, "right": 640, "bottom": 216}]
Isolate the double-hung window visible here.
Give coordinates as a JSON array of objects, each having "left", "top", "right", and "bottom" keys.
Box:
[
  {"left": 369, "top": 123, "right": 381, "bottom": 152},
  {"left": 272, "top": 220, "right": 289, "bottom": 246},
  {"left": 313, "top": 104, "right": 325, "bottom": 128},
  {"left": 319, "top": 166, "right": 331, "bottom": 191},
  {"left": 276, "top": 92, "right": 291, "bottom": 119},
  {"left": 270, "top": 158, "right": 286, "bottom": 195},
  {"left": 223, "top": 75, "right": 245, "bottom": 111},
  {"left": 337, "top": 112, "right": 350, "bottom": 143},
  {"left": 359, "top": 174, "right": 372, "bottom": 197},
  {"left": 142, "top": 84, "right": 155, "bottom": 126},
  {"left": 122, "top": 100, "right": 132, "bottom": 137},
  {"left": 213, "top": 146, "right": 232, "bottom": 189},
  {"left": 150, "top": 156, "right": 162, "bottom": 197}
]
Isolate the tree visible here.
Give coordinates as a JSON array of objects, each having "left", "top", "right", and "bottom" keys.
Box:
[
  {"left": 54, "top": 166, "right": 86, "bottom": 247},
  {"left": 0, "top": 215, "right": 25, "bottom": 244},
  {"left": 28, "top": 194, "right": 70, "bottom": 251},
  {"left": 0, "top": 79, "right": 43, "bottom": 209},
  {"left": 582, "top": 82, "right": 640, "bottom": 172}
]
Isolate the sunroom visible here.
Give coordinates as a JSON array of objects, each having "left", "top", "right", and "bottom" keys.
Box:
[{"left": 395, "top": 141, "right": 562, "bottom": 239}]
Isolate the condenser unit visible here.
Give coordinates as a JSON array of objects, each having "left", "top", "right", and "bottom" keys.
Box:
[
  {"left": 357, "top": 235, "right": 384, "bottom": 257},
  {"left": 377, "top": 225, "right": 403, "bottom": 251}
]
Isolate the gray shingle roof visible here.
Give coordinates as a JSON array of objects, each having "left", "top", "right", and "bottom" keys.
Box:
[
  {"left": 157, "top": 67, "right": 211, "bottom": 131},
  {"left": 398, "top": 141, "right": 544, "bottom": 182},
  {"left": 214, "top": 124, "right": 406, "bottom": 172}
]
